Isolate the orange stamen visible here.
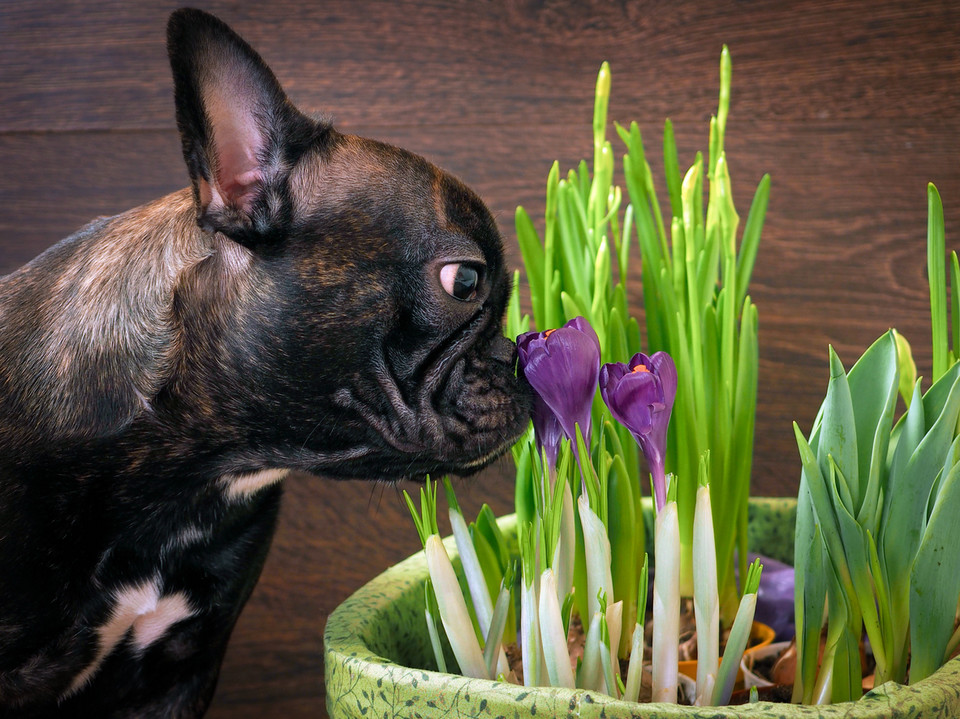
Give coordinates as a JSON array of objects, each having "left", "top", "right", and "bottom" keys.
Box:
[
  {"left": 631, "top": 364, "right": 651, "bottom": 373},
  {"left": 544, "top": 329, "right": 556, "bottom": 338}
]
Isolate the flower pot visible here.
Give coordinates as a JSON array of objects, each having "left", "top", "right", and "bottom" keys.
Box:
[
  {"left": 324, "top": 497, "right": 960, "bottom": 718},
  {"left": 740, "top": 640, "right": 794, "bottom": 689},
  {"left": 677, "top": 620, "right": 776, "bottom": 682}
]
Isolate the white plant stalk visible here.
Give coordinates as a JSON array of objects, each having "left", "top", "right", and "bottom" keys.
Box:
[
  {"left": 484, "top": 580, "right": 512, "bottom": 679},
  {"left": 653, "top": 501, "right": 680, "bottom": 703},
  {"left": 538, "top": 568, "right": 576, "bottom": 688},
  {"left": 623, "top": 622, "right": 645, "bottom": 702},
  {"left": 448, "top": 506, "right": 510, "bottom": 677},
  {"left": 713, "top": 559, "right": 762, "bottom": 706},
  {"left": 424, "top": 534, "right": 488, "bottom": 679},
  {"left": 520, "top": 579, "right": 543, "bottom": 687},
  {"left": 578, "top": 611, "right": 604, "bottom": 692},
  {"left": 555, "top": 479, "right": 576, "bottom": 604},
  {"left": 578, "top": 495, "right": 614, "bottom": 619},
  {"left": 448, "top": 507, "right": 493, "bottom": 632},
  {"left": 693, "top": 484, "right": 719, "bottom": 705},
  {"left": 605, "top": 600, "right": 624, "bottom": 697}
]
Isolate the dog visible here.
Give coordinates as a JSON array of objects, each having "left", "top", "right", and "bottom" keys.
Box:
[{"left": 0, "top": 8, "right": 530, "bottom": 717}]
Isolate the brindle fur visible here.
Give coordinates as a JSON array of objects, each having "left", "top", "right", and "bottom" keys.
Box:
[{"left": 0, "top": 9, "right": 529, "bottom": 717}]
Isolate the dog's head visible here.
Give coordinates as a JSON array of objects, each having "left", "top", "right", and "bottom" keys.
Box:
[{"left": 165, "top": 9, "right": 530, "bottom": 481}]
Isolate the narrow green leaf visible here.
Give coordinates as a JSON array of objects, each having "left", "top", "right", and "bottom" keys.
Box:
[
  {"left": 424, "top": 580, "right": 448, "bottom": 673},
  {"left": 515, "top": 206, "right": 545, "bottom": 323},
  {"left": 929, "top": 182, "right": 948, "bottom": 383},
  {"left": 663, "top": 118, "right": 683, "bottom": 218},
  {"left": 952, "top": 251, "right": 960, "bottom": 360},
  {"left": 736, "top": 174, "right": 771, "bottom": 309}
]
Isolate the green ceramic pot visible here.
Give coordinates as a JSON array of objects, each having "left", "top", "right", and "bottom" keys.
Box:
[{"left": 324, "top": 497, "right": 960, "bottom": 718}]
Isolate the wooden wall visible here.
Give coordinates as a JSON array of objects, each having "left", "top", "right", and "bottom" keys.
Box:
[{"left": 1, "top": 1, "right": 958, "bottom": 715}]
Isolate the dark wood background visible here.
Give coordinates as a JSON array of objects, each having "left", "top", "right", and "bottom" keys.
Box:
[{"left": 2, "top": 1, "right": 958, "bottom": 715}]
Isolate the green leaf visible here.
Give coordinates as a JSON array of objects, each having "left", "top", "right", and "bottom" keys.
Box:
[
  {"left": 893, "top": 330, "right": 917, "bottom": 409},
  {"left": 515, "top": 207, "right": 545, "bottom": 323},
  {"left": 844, "top": 331, "right": 899, "bottom": 526},
  {"left": 929, "top": 183, "right": 948, "bottom": 383},
  {"left": 663, "top": 118, "right": 683, "bottom": 219},
  {"left": 818, "top": 347, "right": 860, "bottom": 510},
  {"left": 910, "top": 459, "right": 960, "bottom": 682},
  {"left": 475, "top": 504, "right": 509, "bottom": 572},
  {"left": 952, "top": 251, "right": 960, "bottom": 360},
  {"left": 736, "top": 174, "right": 771, "bottom": 309},
  {"left": 883, "top": 372, "right": 960, "bottom": 589}
]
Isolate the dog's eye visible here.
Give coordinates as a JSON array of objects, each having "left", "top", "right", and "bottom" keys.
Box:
[{"left": 440, "top": 263, "right": 480, "bottom": 301}]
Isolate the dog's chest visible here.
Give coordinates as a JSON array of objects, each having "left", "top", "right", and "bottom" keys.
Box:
[{"left": 58, "top": 470, "right": 288, "bottom": 700}]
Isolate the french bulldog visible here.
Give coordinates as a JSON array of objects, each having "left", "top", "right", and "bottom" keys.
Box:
[{"left": 0, "top": 8, "right": 529, "bottom": 717}]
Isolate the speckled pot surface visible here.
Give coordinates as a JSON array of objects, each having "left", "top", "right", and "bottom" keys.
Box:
[{"left": 324, "top": 497, "right": 960, "bottom": 718}]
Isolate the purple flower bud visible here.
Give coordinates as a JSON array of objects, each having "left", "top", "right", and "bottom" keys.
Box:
[
  {"left": 599, "top": 351, "right": 677, "bottom": 511},
  {"left": 516, "top": 317, "right": 601, "bottom": 458}
]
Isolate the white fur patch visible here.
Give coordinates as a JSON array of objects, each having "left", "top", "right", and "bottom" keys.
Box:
[
  {"left": 64, "top": 578, "right": 195, "bottom": 697},
  {"left": 219, "top": 468, "right": 289, "bottom": 500}
]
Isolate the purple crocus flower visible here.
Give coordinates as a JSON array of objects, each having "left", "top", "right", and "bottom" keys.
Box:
[
  {"left": 517, "top": 317, "right": 601, "bottom": 460},
  {"left": 599, "top": 351, "right": 677, "bottom": 512},
  {"left": 531, "top": 393, "right": 564, "bottom": 471}
]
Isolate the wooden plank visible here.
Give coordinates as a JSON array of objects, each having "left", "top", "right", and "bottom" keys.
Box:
[{"left": 1, "top": 0, "right": 958, "bottom": 133}]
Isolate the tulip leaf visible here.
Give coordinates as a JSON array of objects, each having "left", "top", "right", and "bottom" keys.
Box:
[
  {"left": 827, "top": 458, "right": 886, "bottom": 671},
  {"left": 843, "top": 331, "right": 899, "bottom": 524},
  {"left": 883, "top": 372, "right": 960, "bottom": 590},
  {"left": 921, "top": 359, "right": 960, "bottom": 422},
  {"left": 910, "top": 458, "right": 960, "bottom": 683},
  {"left": 886, "top": 380, "right": 925, "bottom": 520},
  {"left": 893, "top": 330, "right": 917, "bottom": 409},
  {"left": 817, "top": 347, "right": 860, "bottom": 510}
]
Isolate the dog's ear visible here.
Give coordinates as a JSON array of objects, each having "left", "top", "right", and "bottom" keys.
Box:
[{"left": 167, "top": 8, "right": 327, "bottom": 244}]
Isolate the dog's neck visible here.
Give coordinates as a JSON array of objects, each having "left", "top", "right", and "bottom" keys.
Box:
[{"left": 0, "top": 190, "right": 257, "bottom": 448}]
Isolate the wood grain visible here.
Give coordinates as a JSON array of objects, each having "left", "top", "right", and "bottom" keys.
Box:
[{"left": 1, "top": 1, "right": 959, "bottom": 716}]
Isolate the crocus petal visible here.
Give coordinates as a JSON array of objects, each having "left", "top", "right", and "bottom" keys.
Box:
[
  {"left": 599, "top": 351, "right": 677, "bottom": 512},
  {"left": 647, "top": 351, "right": 677, "bottom": 413},
  {"left": 517, "top": 317, "right": 600, "bottom": 447},
  {"left": 531, "top": 393, "right": 564, "bottom": 471}
]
